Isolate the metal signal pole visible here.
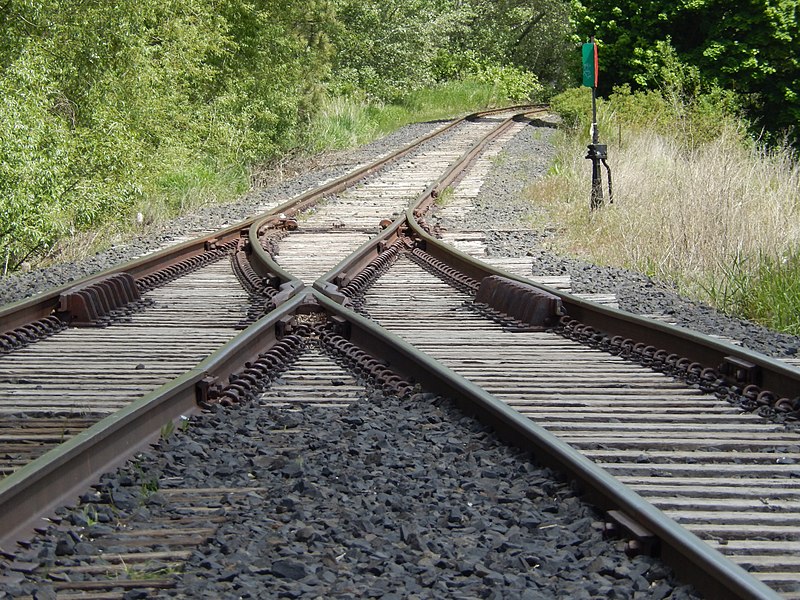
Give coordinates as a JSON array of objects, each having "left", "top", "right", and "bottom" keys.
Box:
[{"left": 583, "top": 36, "right": 612, "bottom": 210}]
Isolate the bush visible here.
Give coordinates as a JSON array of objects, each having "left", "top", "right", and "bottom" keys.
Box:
[
  {"left": 0, "top": 0, "right": 333, "bottom": 272},
  {"left": 473, "top": 65, "right": 544, "bottom": 103},
  {"left": 550, "top": 81, "right": 744, "bottom": 150},
  {"left": 549, "top": 87, "right": 594, "bottom": 129}
]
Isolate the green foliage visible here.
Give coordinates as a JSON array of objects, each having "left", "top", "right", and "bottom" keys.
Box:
[
  {"left": 160, "top": 420, "right": 175, "bottom": 440},
  {"left": 550, "top": 81, "right": 743, "bottom": 148},
  {"left": 329, "top": 0, "right": 562, "bottom": 102},
  {"left": 434, "top": 0, "right": 575, "bottom": 94},
  {"left": 304, "top": 79, "right": 506, "bottom": 152},
  {"left": 0, "top": 0, "right": 335, "bottom": 271},
  {"left": 573, "top": 0, "right": 799, "bottom": 143},
  {"left": 471, "top": 65, "right": 544, "bottom": 102},
  {"left": 541, "top": 79, "right": 800, "bottom": 334},
  {"left": 703, "top": 250, "right": 800, "bottom": 336},
  {"left": 0, "top": 0, "right": 566, "bottom": 272},
  {"left": 477, "top": 0, "right": 576, "bottom": 93},
  {"left": 330, "top": 0, "right": 449, "bottom": 101},
  {"left": 548, "top": 86, "right": 594, "bottom": 129}
]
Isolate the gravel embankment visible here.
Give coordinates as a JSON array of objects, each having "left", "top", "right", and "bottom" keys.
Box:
[
  {"left": 435, "top": 121, "right": 800, "bottom": 360},
  {"left": 2, "top": 117, "right": 769, "bottom": 598},
  {"left": 4, "top": 117, "right": 797, "bottom": 362},
  {"left": 4, "top": 388, "right": 700, "bottom": 599}
]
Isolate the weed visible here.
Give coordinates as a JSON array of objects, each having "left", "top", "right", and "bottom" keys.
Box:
[
  {"left": 118, "top": 558, "right": 182, "bottom": 580},
  {"left": 160, "top": 420, "right": 175, "bottom": 440},
  {"left": 303, "top": 80, "right": 507, "bottom": 153},
  {"left": 178, "top": 415, "right": 191, "bottom": 432},
  {"left": 79, "top": 504, "right": 99, "bottom": 527},
  {"left": 139, "top": 478, "right": 159, "bottom": 501},
  {"left": 132, "top": 464, "right": 160, "bottom": 502},
  {"left": 536, "top": 87, "right": 800, "bottom": 333},
  {"left": 435, "top": 187, "right": 455, "bottom": 207}
]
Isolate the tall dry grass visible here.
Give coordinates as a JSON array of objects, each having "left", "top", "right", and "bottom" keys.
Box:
[{"left": 529, "top": 120, "right": 800, "bottom": 333}]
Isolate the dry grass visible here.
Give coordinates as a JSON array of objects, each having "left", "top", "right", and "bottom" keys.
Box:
[{"left": 529, "top": 123, "right": 800, "bottom": 332}]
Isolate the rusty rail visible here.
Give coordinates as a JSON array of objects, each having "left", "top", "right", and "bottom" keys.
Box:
[
  {"left": 0, "top": 106, "right": 543, "bottom": 336},
  {"left": 0, "top": 105, "right": 543, "bottom": 546},
  {"left": 311, "top": 291, "right": 780, "bottom": 600},
  {"left": 0, "top": 293, "right": 307, "bottom": 549}
]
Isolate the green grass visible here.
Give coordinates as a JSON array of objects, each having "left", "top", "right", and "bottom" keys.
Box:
[
  {"left": 48, "top": 154, "right": 249, "bottom": 265},
  {"left": 139, "top": 155, "right": 249, "bottom": 225},
  {"left": 36, "top": 81, "right": 511, "bottom": 271},
  {"left": 304, "top": 79, "right": 507, "bottom": 152},
  {"left": 530, "top": 87, "right": 800, "bottom": 335},
  {"left": 703, "top": 251, "right": 800, "bottom": 336}
]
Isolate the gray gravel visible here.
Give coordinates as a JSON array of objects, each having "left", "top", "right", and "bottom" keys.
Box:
[
  {"left": 435, "top": 120, "right": 800, "bottom": 360},
  {"left": 0, "top": 120, "right": 733, "bottom": 597},
  {"left": 2, "top": 386, "right": 700, "bottom": 599},
  {"left": 0, "top": 122, "right": 442, "bottom": 307}
]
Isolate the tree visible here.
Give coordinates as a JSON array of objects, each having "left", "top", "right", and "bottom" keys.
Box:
[{"left": 573, "top": 0, "right": 799, "bottom": 140}]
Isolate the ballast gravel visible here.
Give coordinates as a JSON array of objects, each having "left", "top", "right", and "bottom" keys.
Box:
[
  {"left": 434, "top": 121, "right": 800, "bottom": 360},
  {"left": 2, "top": 389, "right": 700, "bottom": 599},
  {"left": 2, "top": 116, "right": 798, "bottom": 360}
]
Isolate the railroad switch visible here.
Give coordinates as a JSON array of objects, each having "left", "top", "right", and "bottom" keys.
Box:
[
  {"left": 604, "top": 510, "right": 658, "bottom": 557},
  {"left": 586, "top": 143, "right": 613, "bottom": 210}
]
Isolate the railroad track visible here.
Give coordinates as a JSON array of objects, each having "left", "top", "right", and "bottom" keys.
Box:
[
  {"left": 0, "top": 112, "right": 482, "bottom": 482},
  {"left": 1, "top": 106, "right": 798, "bottom": 599},
  {"left": 360, "top": 255, "right": 800, "bottom": 596}
]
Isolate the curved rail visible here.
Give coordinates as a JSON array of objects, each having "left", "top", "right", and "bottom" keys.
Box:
[
  {"left": 313, "top": 114, "right": 800, "bottom": 406},
  {"left": 0, "top": 105, "right": 543, "bottom": 546},
  {"left": 2, "top": 105, "right": 786, "bottom": 597},
  {"left": 312, "top": 291, "right": 780, "bottom": 600},
  {"left": 0, "top": 106, "right": 544, "bottom": 335},
  {"left": 0, "top": 292, "right": 308, "bottom": 548},
  {"left": 311, "top": 111, "right": 795, "bottom": 599},
  {"left": 245, "top": 107, "right": 546, "bottom": 287}
]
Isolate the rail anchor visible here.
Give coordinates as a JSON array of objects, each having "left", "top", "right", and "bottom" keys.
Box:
[{"left": 604, "top": 510, "right": 658, "bottom": 557}]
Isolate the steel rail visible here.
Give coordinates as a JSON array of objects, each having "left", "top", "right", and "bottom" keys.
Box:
[
  {"left": 311, "top": 113, "right": 800, "bottom": 402},
  {"left": 245, "top": 106, "right": 546, "bottom": 282},
  {"left": 311, "top": 290, "right": 781, "bottom": 600},
  {"left": 0, "top": 106, "right": 540, "bottom": 548},
  {"left": 1, "top": 276, "right": 781, "bottom": 598},
  {"left": 0, "top": 293, "right": 308, "bottom": 550},
  {"left": 313, "top": 110, "right": 546, "bottom": 297},
  {"left": 309, "top": 112, "right": 791, "bottom": 599},
  {"left": 0, "top": 226, "right": 243, "bottom": 332},
  {"left": 404, "top": 219, "right": 800, "bottom": 401},
  {"left": 0, "top": 105, "right": 782, "bottom": 597},
  {"left": 0, "top": 106, "right": 541, "bottom": 334}
]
